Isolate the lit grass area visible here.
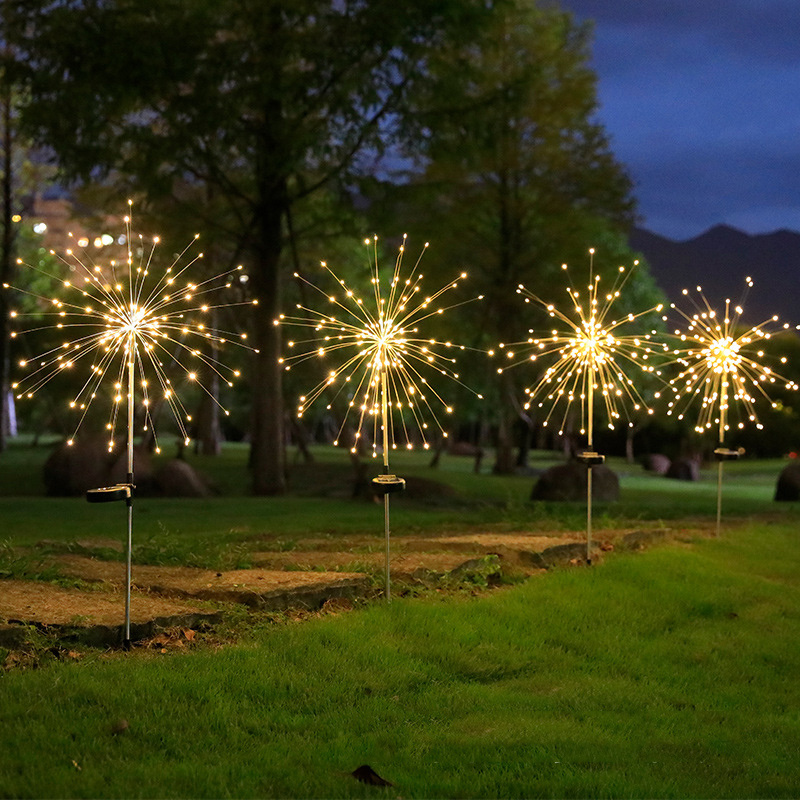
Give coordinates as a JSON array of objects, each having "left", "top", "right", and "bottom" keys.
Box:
[
  {"left": 1, "top": 521, "right": 799, "bottom": 798},
  {"left": 1, "top": 439, "right": 799, "bottom": 554}
]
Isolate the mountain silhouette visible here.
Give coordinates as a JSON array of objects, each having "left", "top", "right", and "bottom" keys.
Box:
[{"left": 630, "top": 225, "right": 800, "bottom": 326}]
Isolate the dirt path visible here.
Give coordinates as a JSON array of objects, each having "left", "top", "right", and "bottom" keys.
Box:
[{"left": 0, "top": 527, "right": 671, "bottom": 649}]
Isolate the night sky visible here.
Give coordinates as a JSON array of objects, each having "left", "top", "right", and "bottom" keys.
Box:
[{"left": 558, "top": 0, "right": 800, "bottom": 241}]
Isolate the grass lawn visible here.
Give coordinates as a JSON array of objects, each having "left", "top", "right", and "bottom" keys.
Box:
[
  {"left": 1, "top": 439, "right": 797, "bottom": 553},
  {"left": 1, "top": 439, "right": 800, "bottom": 797},
  {"left": 0, "top": 522, "right": 799, "bottom": 798}
]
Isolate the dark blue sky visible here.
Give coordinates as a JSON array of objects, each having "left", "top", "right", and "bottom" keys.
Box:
[{"left": 558, "top": 0, "right": 800, "bottom": 241}]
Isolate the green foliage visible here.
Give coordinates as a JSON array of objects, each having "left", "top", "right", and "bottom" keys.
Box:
[
  {"left": 7, "top": 0, "right": 662, "bottom": 481},
  {"left": 399, "top": 0, "right": 638, "bottom": 307},
  {"left": 0, "top": 537, "right": 60, "bottom": 582},
  {"left": 133, "top": 527, "right": 253, "bottom": 571},
  {"left": 1, "top": 439, "right": 799, "bottom": 573},
  {"left": 364, "top": 0, "right": 654, "bottom": 467},
  {"left": 11, "top": 0, "right": 501, "bottom": 491}
]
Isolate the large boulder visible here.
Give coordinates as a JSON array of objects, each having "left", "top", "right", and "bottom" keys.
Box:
[
  {"left": 385, "top": 475, "right": 458, "bottom": 502},
  {"left": 666, "top": 457, "right": 700, "bottom": 482},
  {"left": 530, "top": 461, "right": 619, "bottom": 502},
  {"left": 775, "top": 462, "right": 800, "bottom": 501},
  {"left": 643, "top": 453, "right": 671, "bottom": 475},
  {"left": 108, "top": 445, "right": 155, "bottom": 495},
  {"left": 154, "top": 459, "right": 213, "bottom": 498},
  {"left": 43, "top": 436, "right": 115, "bottom": 496}
]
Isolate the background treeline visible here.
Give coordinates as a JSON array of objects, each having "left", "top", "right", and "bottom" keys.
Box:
[{"left": 2, "top": 0, "right": 799, "bottom": 488}]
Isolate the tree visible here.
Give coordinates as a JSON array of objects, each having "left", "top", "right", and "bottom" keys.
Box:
[
  {"left": 0, "top": 0, "right": 55, "bottom": 450},
  {"left": 0, "top": 0, "right": 20, "bottom": 451},
  {"left": 12, "top": 0, "right": 494, "bottom": 492},
  {"left": 387, "top": 0, "right": 645, "bottom": 471}
]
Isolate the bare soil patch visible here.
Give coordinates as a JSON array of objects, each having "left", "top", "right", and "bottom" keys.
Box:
[
  {"left": 251, "top": 550, "right": 485, "bottom": 574},
  {"left": 53, "top": 555, "right": 362, "bottom": 590},
  {"left": 1, "top": 526, "right": 674, "bottom": 649},
  {"left": 399, "top": 533, "right": 583, "bottom": 553},
  {"left": 49, "top": 556, "right": 371, "bottom": 609},
  {"left": 0, "top": 579, "right": 209, "bottom": 627},
  {"left": 0, "top": 579, "right": 218, "bottom": 648}
]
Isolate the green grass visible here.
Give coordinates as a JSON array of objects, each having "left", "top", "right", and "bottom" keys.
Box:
[
  {"left": 1, "top": 522, "right": 800, "bottom": 798},
  {"left": 3, "top": 438, "right": 800, "bottom": 796},
  {"left": 2, "top": 438, "right": 799, "bottom": 555}
]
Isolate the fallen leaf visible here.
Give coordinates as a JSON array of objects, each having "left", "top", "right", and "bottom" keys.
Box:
[
  {"left": 183, "top": 628, "right": 196, "bottom": 641},
  {"left": 351, "top": 764, "right": 393, "bottom": 787},
  {"left": 111, "top": 719, "right": 129, "bottom": 736}
]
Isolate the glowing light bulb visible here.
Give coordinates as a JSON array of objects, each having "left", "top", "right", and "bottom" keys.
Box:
[
  {"left": 276, "top": 236, "right": 482, "bottom": 456},
  {"left": 498, "top": 249, "right": 666, "bottom": 440},
  {"left": 8, "top": 205, "right": 257, "bottom": 450}
]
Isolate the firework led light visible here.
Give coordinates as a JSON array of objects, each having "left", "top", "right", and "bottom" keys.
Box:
[
  {"left": 6, "top": 202, "right": 257, "bottom": 645},
  {"left": 276, "top": 235, "right": 482, "bottom": 599},
  {"left": 495, "top": 250, "right": 665, "bottom": 563},
  {"left": 659, "top": 278, "right": 798, "bottom": 535}
]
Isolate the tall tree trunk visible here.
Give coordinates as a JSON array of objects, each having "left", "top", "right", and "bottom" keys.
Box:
[
  {"left": 625, "top": 424, "right": 638, "bottom": 464},
  {"left": 515, "top": 413, "right": 532, "bottom": 469},
  {"left": 493, "top": 371, "right": 517, "bottom": 474},
  {"left": 247, "top": 6, "right": 287, "bottom": 495},
  {"left": 248, "top": 185, "right": 287, "bottom": 495},
  {"left": 194, "top": 374, "right": 222, "bottom": 456},
  {"left": 0, "top": 76, "right": 14, "bottom": 453},
  {"left": 193, "top": 185, "right": 222, "bottom": 456},
  {"left": 491, "top": 163, "right": 519, "bottom": 475},
  {"left": 288, "top": 413, "right": 314, "bottom": 464}
]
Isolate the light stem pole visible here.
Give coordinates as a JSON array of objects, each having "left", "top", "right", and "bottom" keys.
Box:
[
  {"left": 124, "top": 336, "right": 134, "bottom": 647},
  {"left": 380, "top": 367, "right": 391, "bottom": 602},
  {"left": 86, "top": 335, "right": 136, "bottom": 646},
  {"left": 715, "top": 380, "right": 728, "bottom": 538},
  {"left": 586, "top": 378, "right": 594, "bottom": 564}
]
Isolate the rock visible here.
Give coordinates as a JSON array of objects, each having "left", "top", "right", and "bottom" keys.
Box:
[
  {"left": 154, "top": 459, "right": 213, "bottom": 498},
  {"left": 775, "top": 462, "right": 800, "bottom": 501},
  {"left": 518, "top": 541, "right": 593, "bottom": 567},
  {"left": 445, "top": 555, "right": 502, "bottom": 585},
  {"left": 666, "top": 457, "right": 699, "bottom": 481},
  {"left": 643, "top": 453, "right": 671, "bottom": 475},
  {"left": 530, "top": 461, "right": 619, "bottom": 502},
  {"left": 620, "top": 529, "right": 669, "bottom": 550},
  {"left": 108, "top": 445, "right": 155, "bottom": 494},
  {"left": 43, "top": 436, "right": 115, "bottom": 496},
  {"left": 392, "top": 475, "right": 458, "bottom": 501}
]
